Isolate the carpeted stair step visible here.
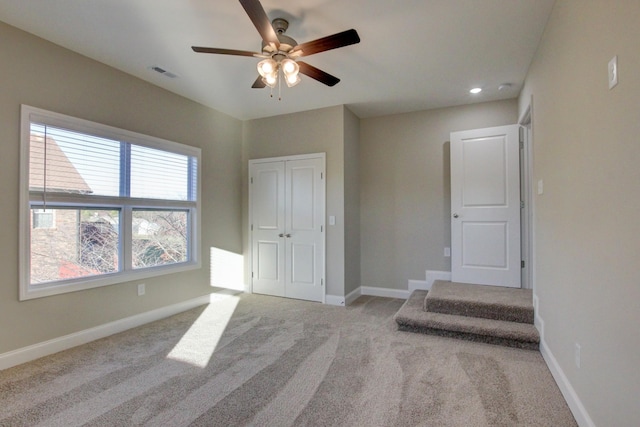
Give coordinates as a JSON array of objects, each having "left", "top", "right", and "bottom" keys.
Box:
[
  {"left": 394, "top": 290, "right": 540, "bottom": 350},
  {"left": 424, "top": 280, "right": 534, "bottom": 324}
]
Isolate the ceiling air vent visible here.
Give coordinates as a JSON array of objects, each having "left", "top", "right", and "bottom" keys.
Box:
[{"left": 149, "top": 65, "right": 178, "bottom": 79}]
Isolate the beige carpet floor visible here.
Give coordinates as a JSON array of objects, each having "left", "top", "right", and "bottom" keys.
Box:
[{"left": 0, "top": 292, "right": 577, "bottom": 426}]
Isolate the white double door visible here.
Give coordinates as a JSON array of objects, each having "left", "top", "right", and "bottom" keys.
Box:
[
  {"left": 450, "top": 125, "right": 521, "bottom": 288},
  {"left": 249, "top": 154, "right": 325, "bottom": 302}
]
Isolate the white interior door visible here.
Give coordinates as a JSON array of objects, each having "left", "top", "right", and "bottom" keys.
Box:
[
  {"left": 284, "top": 158, "right": 324, "bottom": 301},
  {"left": 251, "top": 161, "right": 285, "bottom": 297},
  {"left": 250, "top": 154, "right": 325, "bottom": 302},
  {"left": 450, "top": 125, "right": 521, "bottom": 288}
]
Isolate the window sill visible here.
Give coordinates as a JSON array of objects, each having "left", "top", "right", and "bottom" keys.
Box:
[{"left": 20, "top": 261, "right": 201, "bottom": 301}]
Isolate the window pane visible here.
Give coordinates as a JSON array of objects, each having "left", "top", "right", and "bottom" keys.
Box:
[
  {"left": 30, "top": 208, "right": 120, "bottom": 284},
  {"left": 130, "top": 145, "right": 195, "bottom": 201},
  {"left": 33, "top": 209, "right": 55, "bottom": 229},
  {"left": 132, "top": 210, "right": 188, "bottom": 269},
  {"left": 29, "top": 124, "right": 121, "bottom": 197}
]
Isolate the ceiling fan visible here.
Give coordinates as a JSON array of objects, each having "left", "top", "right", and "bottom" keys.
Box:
[{"left": 192, "top": 0, "right": 360, "bottom": 93}]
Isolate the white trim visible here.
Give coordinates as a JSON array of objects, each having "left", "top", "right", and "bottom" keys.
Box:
[
  {"left": 345, "top": 287, "right": 362, "bottom": 305},
  {"left": 519, "top": 96, "right": 535, "bottom": 291},
  {"left": 540, "top": 338, "right": 595, "bottom": 427},
  {"left": 325, "top": 294, "right": 346, "bottom": 306},
  {"left": 361, "top": 286, "right": 410, "bottom": 300},
  {"left": 408, "top": 280, "right": 429, "bottom": 292},
  {"left": 0, "top": 294, "right": 213, "bottom": 371},
  {"left": 426, "top": 270, "right": 452, "bottom": 286}
]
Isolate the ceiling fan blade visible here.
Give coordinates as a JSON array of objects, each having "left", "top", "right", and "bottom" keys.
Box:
[
  {"left": 239, "top": 0, "right": 280, "bottom": 49},
  {"left": 192, "top": 46, "right": 262, "bottom": 57},
  {"left": 252, "top": 76, "right": 266, "bottom": 88},
  {"left": 297, "top": 61, "right": 340, "bottom": 87},
  {"left": 290, "top": 29, "right": 360, "bottom": 57}
]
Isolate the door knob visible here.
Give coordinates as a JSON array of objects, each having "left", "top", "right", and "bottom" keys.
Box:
[
  {"left": 452, "top": 213, "right": 459, "bottom": 218},
  {"left": 278, "top": 233, "right": 284, "bottom": 237},
  {"left": 285, "top": 234, "right": 291, "bottom": 238}
]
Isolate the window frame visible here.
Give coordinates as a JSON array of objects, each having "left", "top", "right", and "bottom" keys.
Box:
[{"left": 19, "top": 105, "right": 201, "bottom": 300}]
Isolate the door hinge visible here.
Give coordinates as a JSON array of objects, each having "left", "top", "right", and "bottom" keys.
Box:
[
  {"left": 251, "top": 224, "right": 253, "bottom": 231},
  {"left": 252, "top": 272, "right": 254, "bottom": 278},
  {"left": 521, "top": 200, "right": 525, "bottom": 209},
  {"left": 519, "top": 126, "right": 524, "bottom": 144},
  {"left": 321, "top": 172, "right": 324, "bottom": 180},
  {"left": 321, "top": 278, "right": 324, "bottom": 286},
  {"left": 321, "top": 225, "right": 323, "bottom": 232},
  {"left": 521, "top": 260, "right": 525, "bottom": 268},
  {"left": 251, "top": 177, "right": 253, "bottom": 184}
]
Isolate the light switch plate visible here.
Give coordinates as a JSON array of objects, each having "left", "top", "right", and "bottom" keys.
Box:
[
  {"left": 608, "top": 56, "right": 618, "bottom": 89},
  {"left": 329, "top": 215, "right": 336, "bottom": 225},
  {"left": 537, "top": 180, "right": 544, "bottom": 195}
]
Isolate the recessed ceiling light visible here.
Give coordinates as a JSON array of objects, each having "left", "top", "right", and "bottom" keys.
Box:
[{"left": 470, "top": 87, "right": 482, "bottom": 94}]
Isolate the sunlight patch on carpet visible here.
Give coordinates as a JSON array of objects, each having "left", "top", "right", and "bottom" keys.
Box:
[{"left": 166, "top": 293, "right": 239, "bottom": 368}]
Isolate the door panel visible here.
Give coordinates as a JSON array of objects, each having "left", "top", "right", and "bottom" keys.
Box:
[
  {"left": 289, "top": 166, "right": 315, "bottom": 231},
  {"left": 290, "top": 243, "right": 315, "bottom": 284},
  {"left": 462, "top": 137, "right": 507, "bottom": 206},
  {"left": 451, "top": 125, "right": 521, "bottom": 288},
  {"left": 254, "top": 169, "right": 281, "bottom": 229}
]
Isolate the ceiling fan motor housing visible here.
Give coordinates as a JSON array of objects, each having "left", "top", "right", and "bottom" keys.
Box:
[{"left": 262, "top": 18, "right": 297, "bottom": 55}]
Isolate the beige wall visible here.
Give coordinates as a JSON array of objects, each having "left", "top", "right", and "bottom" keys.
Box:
[
  {"left": 519, "top": 0, "right": 640, "bottom": 425},
  {"left": 242, "top": 106, "right": 346, "bottom": 297},
  {"left": 359, "top": 100, "right": 518, "bottom": 290},
  {"left": 0, "top": 22, "right": 243, "bottom": 354}
]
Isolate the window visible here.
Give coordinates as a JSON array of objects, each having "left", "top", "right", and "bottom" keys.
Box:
[
  {"left": 20, "top": 105, "right": 201, "bottom": 300},
  {"left": 32, "top": 209, "right": 55, "bottom": 229}
]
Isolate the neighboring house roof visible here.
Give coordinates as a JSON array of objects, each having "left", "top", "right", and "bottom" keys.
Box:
[{"left": 29, "top": 134, "right": 92, "bottom": 194}]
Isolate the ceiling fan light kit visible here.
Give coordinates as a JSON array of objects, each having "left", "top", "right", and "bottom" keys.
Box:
[{"left": 192, "top": 0, "right": 360, "bottom": 99}]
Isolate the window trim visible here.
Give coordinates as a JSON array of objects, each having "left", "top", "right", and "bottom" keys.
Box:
[{"left": 19, "top": 105, "right": 202, "bottom": 300}]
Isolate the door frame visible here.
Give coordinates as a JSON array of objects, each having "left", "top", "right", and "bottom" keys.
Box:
[
  {"left": 248, "top": 152, "right": 326, "bottom": 302},
  {"left": 519, "top": 97, "right": 534, "bottom": 291}
]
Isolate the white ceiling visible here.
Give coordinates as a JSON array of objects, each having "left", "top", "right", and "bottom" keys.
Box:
[{"left": 0, "top": 0, "right": 555, "bottom": 120}]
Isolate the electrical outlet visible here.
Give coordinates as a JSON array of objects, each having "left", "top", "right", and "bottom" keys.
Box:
[
  {"left": 574, "top": 342, "right": 581, "bottom": 369},
  {"left": 444, "top": 247, "right": 451, "bottom": 257},
  {"left": 137, "top": 283, "right": 145, "bottom": 296}
]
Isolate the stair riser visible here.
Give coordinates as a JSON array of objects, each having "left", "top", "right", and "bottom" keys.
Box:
[
  {"left": 425, "top": 299, "right": 534, "bottom": 324},
  {"left": 397, "top": 322, "right": 539, "bottom": 350}
]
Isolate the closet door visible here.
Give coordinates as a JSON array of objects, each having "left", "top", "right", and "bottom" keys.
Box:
[
  {"left": 284, "top": 157, "right": 324, "bottom": 302},
  {"left": 250, "top": 161, "right": 286, "bottom": 297},
  {"left": 250, "top": 154, "right": 325, "bottom": 302}
]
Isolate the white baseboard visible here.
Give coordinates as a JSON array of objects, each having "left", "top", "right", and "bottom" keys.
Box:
[
  {"left": 0, "top": 294, "right": 214, "bottom": 371},
  {"left": 361, "top": 286, "right": 409, "bottom": 300},
  {"left": 408, "top": 280, "right": 429, "bottom": 292},
  {"left": 345, "top": 287, "right": 362, "bottom": 305},
  {"left": 408, "top": 270, "right": 451, "bottom": 292},
  {"left": 536, "top": 311, "right": 594, "bottom": 427},
  {"left": 325, "top": 294, "right": 346, "bottom": 306},
  {"left": 425, "top": 270, "right": 451, "bottom": 286}
]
